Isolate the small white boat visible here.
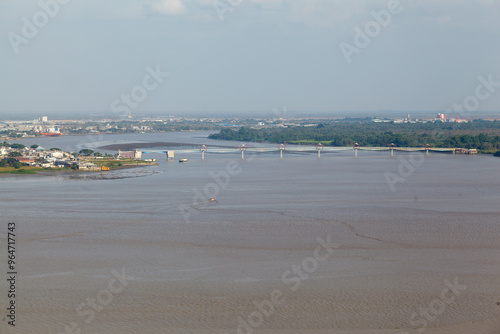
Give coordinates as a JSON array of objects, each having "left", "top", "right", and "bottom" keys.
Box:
[{"left": 179, "top": 158, "right": 188, "bottom": 163}]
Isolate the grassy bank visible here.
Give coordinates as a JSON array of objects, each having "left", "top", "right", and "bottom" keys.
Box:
[
  {"left": 0, "top": 159, "right": 156, "bottom": 174},
  {"left": 83, "top": 158, "right": 157, "bottom": 169},
  {"left": 0, "top": 167, "right": 66, "bottom": 174}
]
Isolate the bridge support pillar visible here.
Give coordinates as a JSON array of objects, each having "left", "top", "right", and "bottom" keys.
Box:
[
  {"left": 202, "top": 151, "right": 205, "bottom": 160},
  {"left": 426, "top": 149, "right": 429, "bottom": 156},
  {"left": 355, "top": 148, "right": 358, "bottom": 157},
  {"left": 280, "top": 150, "right": 283, "bottom": 159},
  {"left": 391, "top": 149, "right": 394, "bottom": 157},
  {"left": 242, "top": 150, "right": 244, "bottom": 160},
  {"left": 318, "top": 150, "right": 320, "bottom": 158}
]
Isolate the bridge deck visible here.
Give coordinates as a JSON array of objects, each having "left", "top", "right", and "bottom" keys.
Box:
[{"left": 141, "top": 146, "right": 458, "bottom": 154}]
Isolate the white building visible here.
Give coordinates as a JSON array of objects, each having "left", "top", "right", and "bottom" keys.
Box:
[{"left": 50, "top": 152, "right": 64, "bottom": 159}]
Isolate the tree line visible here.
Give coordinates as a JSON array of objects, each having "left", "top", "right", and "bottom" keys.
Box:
[{"left": 208, "top": 121, "right": 500, "bottom": 151}]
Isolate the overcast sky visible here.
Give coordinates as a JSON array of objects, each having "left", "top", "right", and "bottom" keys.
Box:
[{"left": 1, "top": 0, "right": 499, "bottom": 117}]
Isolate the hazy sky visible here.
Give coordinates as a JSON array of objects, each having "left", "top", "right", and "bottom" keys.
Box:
[{"left": 1, "top": 0, "right": 499, "bottom": 117}]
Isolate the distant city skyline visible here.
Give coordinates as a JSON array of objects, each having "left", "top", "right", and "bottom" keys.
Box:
[{"left": 1, "top": 0, "right": 499, "bottom": 115}]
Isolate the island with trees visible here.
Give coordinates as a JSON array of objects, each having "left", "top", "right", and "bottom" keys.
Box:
[{"left": 209, "top": 120, "right": 500, "bottom": 154}]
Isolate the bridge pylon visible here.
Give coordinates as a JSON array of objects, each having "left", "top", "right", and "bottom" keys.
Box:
[
  {"left": 423, "top": 144, "right": 431, "bottom": 156},
  {"left": 352, "top": 143, "right": 361, "bottom": 157},
  {"left": 388, "top": 143, "right": 397, "bottom": 157},
  {"left": 239, "top": 144, "right": 247, "bottom": 159},
  {"left": 198, "top": 145, "right": 207, "bottom": 160},
  {"left": 277, "top": 143, "right": 286, "bottom": 159},
  {"left": 315, "top": 143, "right": 324, "bottom": 158}
]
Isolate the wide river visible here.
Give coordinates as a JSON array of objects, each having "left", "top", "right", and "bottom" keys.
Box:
[{"left": 1, "top": 131, "right": 500, "bottom": 334}]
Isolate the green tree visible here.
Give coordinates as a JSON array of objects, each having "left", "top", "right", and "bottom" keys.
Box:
[
  {"left": 8, "top": 152, "right": 22, "bottom": 157},
  {"left": 5, "top": 158, "right": 18, "bottom": 165},
  {"left": 79, "top": 149, "right": 94, "bottom": 156},
  {"left": 10, "top": 143, "right": 25, "bottom": 149},
  {"left": 30, "top": 144, "right": 39, "bottom": 149},
  {"left": 208, "top": 123, "right": 500, "bottom": 150}
]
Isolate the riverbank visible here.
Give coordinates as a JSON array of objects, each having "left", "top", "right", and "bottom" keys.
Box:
[
  {"left": 0, "top": 159, "right": 156, "bottom": 175},
  {"left": 0, "top": 166, "right": 52, "bottom": 174},
  {"left": 208, "top": 123, "right": 500, "bottom": 152},
  {"left": 86, "top": 157, "right": 157, "bottom": 169}
]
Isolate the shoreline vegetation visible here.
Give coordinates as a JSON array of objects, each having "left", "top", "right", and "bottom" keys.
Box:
[
  {"left": 208, "top": 122, "right": 500, "bottom": 155},
  {"left": 2, "top": 120, "right": 500, "bottom": 176},
  {"left": 0, "top": 159, "right": 157, "bottom": 175},
  {"left": 90, "top": 158, "right": 158, "bottom": 170},
  {"left": 0, "top": 141, "right": 157, "bottom": 175}
]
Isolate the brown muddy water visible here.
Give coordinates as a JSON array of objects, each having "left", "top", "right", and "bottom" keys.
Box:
[{"left": 1, "top": 132, "right": 500, "bottom": 333}]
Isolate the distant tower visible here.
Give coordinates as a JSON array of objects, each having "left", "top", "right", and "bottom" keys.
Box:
[{"left": 42, "top": 116, "right": 48, "bottom": 123}]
